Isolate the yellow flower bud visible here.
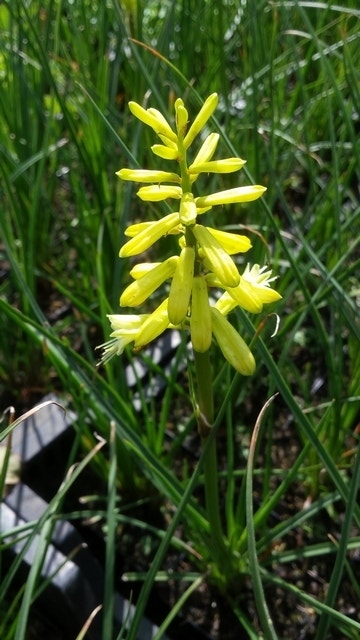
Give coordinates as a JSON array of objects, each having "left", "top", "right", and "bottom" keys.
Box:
[
  {"left": 129, "top": 263, "right": 161, "bottom": 279},
  {"left": 188, "top": 158, "right": 246, "bottom": 175},
  {"left": 175, "top": 99, "right": 188, "bottom": 137},
  {"left": 125, "top": 220, "right": 181, "bottom": 238},
  {"left": 210, "top": 308, "right": 256, "bottom": 375},
  {"left": 192, "top": 133, "right": 219, "bottom": 166},
  {"left": 190, "top": 276, "right": 212, "bottom": 352},
  {"left": 120, "top": 256, "right": 178, "bottom": 307},
  {"left": 168, "top": 246, "right": 195, "bottom": 325},
  {"left": 207, "top": 228, "right": 252, "bottom": 255},
  {"left": 129, "top": 101, "right": 177, "bottom": 142},
  {"left": 179, "top": 192, "right": 197, "bottom": 226},
  {"left": 147, "top": 108, "right": 177, "bottom": 142},
  {"left": 124, "top": 221, "right": 154, "bottom": 237},
  {"left": 134, "top": 299, "right": 170, "bottom": 348},
  {"left": 137, "top": 185, "right": 182, "bottom": 201},
  {"left": 120, "top": 212, "right": 179, "bottom": 257},
  {"left": 157, "top": 134, "right": 178, "bottom": 149},
  {"left": 213, "top": 292, "right": 237, "bottom": 316},
  {"left": 196, "top": 185, "right": 266, "bottom": 208},
  {"left": 193, "top": 224, "right": 240, "bottom": 288},
  {"left": 183, "top": 93, "right": 219, "bottom": 149},
  {"left": 151, "top": 144, "right": 179, "bottom": 160},
  {"left": 117, "top": 168, "right": 181, "bottom": 184}
]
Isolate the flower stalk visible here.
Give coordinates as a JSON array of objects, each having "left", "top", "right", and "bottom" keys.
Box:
[
  {"left": 193, "top": 348, "right": 228, "bottom": 566},
  {"left": 98, "top": 93, "right": 281, "bottom": 580}
]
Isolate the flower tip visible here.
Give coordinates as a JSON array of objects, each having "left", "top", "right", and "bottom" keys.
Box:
[{"left": 211, "top": 308, "right": 256, "bottom": 375}]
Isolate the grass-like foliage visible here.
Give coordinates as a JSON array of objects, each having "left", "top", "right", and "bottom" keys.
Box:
[{"left": 0, "top": 1, "right": 359, "bottom": 638}]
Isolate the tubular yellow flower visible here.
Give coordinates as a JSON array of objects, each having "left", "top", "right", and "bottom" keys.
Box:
[
  {"left": 128, "top": 101, "right": 177, "bottom": 142},
  {"left": 151, "top": 144, "right": 179, "bottom": 160},
  {"left": 125, "top": 220, "right": 181, "bottom": 238},
  {"left": 242, "top": 263, "right": 281, "bottom": 300},
  {"left": 192, "top": 133, "right": 220, "bottom": 165},
  {"left": 137, "top": 185, "right": 182, "bottom": 202},
  {"left": 179, "top": 192, "right": 197, "bottom": 226},
  {"left": 193, "top": 224, "right": 240, "bottom": 288},
  {"left": 97, "top": 314, "right": 150, "bottom": 364},
  {"left": 157, "top": 134, "right": 178, "bottom": 149},
  {"left": 207, "top": 227, "right": 252, "bottom": 255},
  {"left": 168, "top": 246, "right": 195, "bottom": 324},
  {"left": 148, "top": 108, "right": 177, "bottom": 139},
  {"left": 124, "top": 221, "right": 155, "bottom": 238},
  {"left": 188, "top": 158, "right": 246, "bottom": 174},
  {"left": 190, "top": 276, "right": 212, "bottom": 352},
  {"left": 120, "top": 256, "right": 178, "bottom": 307},
  {"left": 183, "top": 93, "right": 219, "bottom": 149},
  {"left": 210, "top": 308, "right": 256, "bottom": 375},
  {"left": 175, "top": 98, "right": 188, "bottom": 137},
  {"left": 120, "top": 212, "right": 179, "bottom": 257},
  {"left": 117, "top": 168, "right": 181, "bottom": 184},
  {"left": 196, "top": 185, "right": 266, "bottom": 208},
  {"left": 226, "top": 263, "right": 282, "bottom": 313},
  {"left": 225, "top": 281, "right": 264, "bottom": 313},
  {"left": 134, "top": 299, "right": 171, "bottom": 349},
  {"left": 129, "top": 262, "right": 161, "bottom": 278},
  {"left": 189, "top": 133, "right": 220, "bottom": 184},
  {"left": 213, "top": 291, "right": 237, "bottom": 316}
]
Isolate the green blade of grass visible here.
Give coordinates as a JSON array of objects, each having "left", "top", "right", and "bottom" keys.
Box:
[{"left": 246, "top": 395, "right": 279, "bottom": 640}]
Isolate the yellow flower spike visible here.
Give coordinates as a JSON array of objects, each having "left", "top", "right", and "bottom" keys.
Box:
[
  {"left": 128, "top": 101, "right": 177, "bottom": 142},
  {"left": 120, "top": 256, "right": 178, "bottom": 307},
  {"left": 151, "top": 144, "right": 179, "bottom": 160},
  {"left": 137, "top": 185, "right": 182, "bottom": 202},
  {"left": 188, "top": 158, "right": 246, "bottom": 175},
  {"left": 134, "top": 299, "right": 171, "bottom": 349},
  {"left": 190, "top": 276, "right": 212, "bottom": 353},
  {"left": 117, "top": 168, "right": 181, "bottom": 184},
  {"left": 196, "top": 185, "right": 267, "bottom": 208},
  {"left": 179, "top": 192, "right": 197, "bottom": 226},
  {"left": 175, "top": 98, "right": 188, "bottom": 138},
  {"left": 120, "top": 212, "right": 179, "bottom": 257},
  {"left": 168, "top": 246, "right": 195, "bottom": 325},
  {"left": 192, "top": 224, "right": 240, "bottom": 288},
  {"left": 210, "top": 308, "right": 256, "bottom": 375},
  {"left": 207, "top": 227, "right": 252, "bottom": 255},
  {"left": 183, "top": 93, "right": 219, "bottom": 149}
]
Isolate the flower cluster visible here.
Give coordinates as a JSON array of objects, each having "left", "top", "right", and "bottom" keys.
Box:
[{"left": 98, "top": 93, "right": 281, "bottom": 374}]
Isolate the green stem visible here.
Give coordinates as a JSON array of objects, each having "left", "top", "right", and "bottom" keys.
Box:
[
  {"left": 177, "top": 126, "right": 228, "bottom": 571},
  {"left": 193, "top": 348, "right": 228, "bottom": 568}
]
